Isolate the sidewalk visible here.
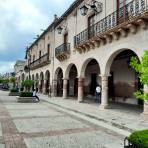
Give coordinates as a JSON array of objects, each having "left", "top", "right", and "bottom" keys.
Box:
[{"left": 40, "top": 94, "right": 148, "bottom": 136}]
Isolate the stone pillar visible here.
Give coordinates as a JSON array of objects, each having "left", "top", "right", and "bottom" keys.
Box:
[
  {"left": 38, "top": 81, "right": 41, "bottom": 93},
  {"left": 143, "top": 85, "right": 148, "bottom": 115},
  {"left": 100, "top": 75, "right": 109, "bottom": 109},
  {"left": 52, "top": 79, "right": 57, "bottom": 97},
  {"left": 63, "top": 79, "right": 68, "bottom": 99},
  {"left": 78, "top": 77, "right": 84, "bottom": 103},
  {"left": 43, "top": 80, "right": 46, "bottom": 94}
]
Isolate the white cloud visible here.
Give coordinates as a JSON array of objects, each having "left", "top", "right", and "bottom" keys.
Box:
[
  {"left": 0, "top": 61, "right": 15, "bottom": 74},
  {"left": 0, "top": 0, "right": 49, "bottom": 51}
]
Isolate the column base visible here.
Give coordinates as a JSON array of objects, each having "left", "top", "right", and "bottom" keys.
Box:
[
  {"left": 78, "top": 99, "right": 83, "bottom": 103},
  {"left": 99, "top": 104, "right": 109, "bottom": 110}
]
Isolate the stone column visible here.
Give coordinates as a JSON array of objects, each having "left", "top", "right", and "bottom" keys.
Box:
[
  {"left": 43, "top": 80, "right": 46, "bottom": 94},
  {"left": 63, "top": 79, "right": 68, "bottom": 99},
  {"left": 78, "top": 77, "right": 84, "bottom": 103},
  {"left": 143, "top": 85, "right": 148, "bottom": 115},
  {"left": 100, "top": 75, "right": 109, "bottom": 109},
  {"left": 38, "top": 81, "right": 41, "bottom": 93},
  {"left": 51, "top": 79, "right": 57, "bottom": 97}
]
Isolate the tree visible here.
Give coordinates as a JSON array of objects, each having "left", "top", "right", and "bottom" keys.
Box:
[
  {"left": 10, "top": 77, "right": 16, "bottom": 88},
  {"left": 130, "top": 50, "right": 148, "bottom": 100},
  {"left": 21, "top": 80, "right": 34, "bottom": 92}
]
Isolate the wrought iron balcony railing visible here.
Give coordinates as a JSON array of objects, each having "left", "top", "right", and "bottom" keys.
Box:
[
  {"left": 30, "top": 53, "right": 50, "bottom": 70},
  {"left": 55, "top": 43, "right": 70, "bottom": 61},
  {"left": 74, "top": 0, "right": 148, "bottom": 47}
]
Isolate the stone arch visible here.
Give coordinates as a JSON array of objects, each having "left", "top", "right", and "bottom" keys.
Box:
[
  {"left": 80, "top": 58, "right": 101, "bottom": 78},
  {"left": 45, "top": 70, "right": 50, "bottom": 94},
  {"left": 104, "top": 48, "right": 142, "bottom": 106},
  {"left": 65, "top": 63, "right": 78, "bottom": 79},
  {"left": 40, "top": 72, "right": 44, "bottom": 80},
  {"left": 32, "top": 74, "right": 34, "bottom": 80},
  {"left": 45, "top": 70, "right": 50, "bottom": 80},
  {"left": 104, "top": 48, "right": 141, "bottom": 75},
  {"left": 65, "top": 64, "right": 78, "bottom": 97},
  {"left": 39, "top": 72, "right": 44, "bottom": 93},
  {"left": 54, "top": 67, "right": 63, "bottom": 97},
  {"left": 54, "top": 67, "right": 63, "bottom": 80},
  {"left": 80, "top": 58, "right": 101, "bottom": 100},
  {"left": 35, "top": 73, "right": 39, "bottom": 91}
]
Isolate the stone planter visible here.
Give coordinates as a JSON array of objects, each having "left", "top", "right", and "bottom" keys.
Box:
[
  {"left": 9, "top": 92, "right": 20, "bottom": 96},
  {"left": 16, "top": 96, "right": 37, "bottom": 103}
]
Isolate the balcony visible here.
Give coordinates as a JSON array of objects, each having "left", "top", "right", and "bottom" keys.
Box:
[
  {"left": 55, "top": 43, "right": 70, "bottom": 61},
  {"left": 74, "top": 0, "right": 148, "bottom": 53},
  {"left": 30, "top": 53, "right": 50, "bottom": 70}
]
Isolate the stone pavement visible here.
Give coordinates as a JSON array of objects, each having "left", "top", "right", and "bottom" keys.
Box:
[
  {"left": 39, "top": 94, "right": 148, "bottom": 135},
  {"left": 0, "top": 90, "right": 124, "bottom": 148}
]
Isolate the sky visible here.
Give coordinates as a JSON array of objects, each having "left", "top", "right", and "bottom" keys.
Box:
[{"left": 0, "top": 0, "right": 74, "bottom": 74}]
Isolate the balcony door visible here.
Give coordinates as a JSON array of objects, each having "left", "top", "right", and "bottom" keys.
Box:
[
  {"left": 88, "top": 14, "right": 95, "bottom": 39},
  {"left": 64, "top": 33, "right": 68, "bottom": 51},
  {"left": 117, "top": 0, "right": 128, "bottom": 24}
]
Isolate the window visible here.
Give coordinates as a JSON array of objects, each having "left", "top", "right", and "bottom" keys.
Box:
[{"left": 39, "top": 51, "right": 41, "bottom": 58}]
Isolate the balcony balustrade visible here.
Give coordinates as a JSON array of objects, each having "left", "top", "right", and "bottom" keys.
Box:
[
  {"left": 74, "top": 0, "right": 148, "bottom": 53},
  {"left": 55, "top": 43, "right": 70, "bottom": 61},
  {"left": 30, "top": 53, "right": 50, "bottom": 70}
]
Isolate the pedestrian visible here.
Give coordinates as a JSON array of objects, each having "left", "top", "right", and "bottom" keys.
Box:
[
  {"left": 95, "top": 85, "right": 101, "bottom": 103},
  {"left": 32, "top": 89, "right": 40, "bottom": 102}
]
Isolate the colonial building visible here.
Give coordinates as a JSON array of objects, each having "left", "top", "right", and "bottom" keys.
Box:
[{"left": 22, "top": 0, "right": 148, "bottom": 114}]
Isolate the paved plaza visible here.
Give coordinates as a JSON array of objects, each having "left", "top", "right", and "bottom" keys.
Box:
[{"left": 0, "top": 91, "right": 147, "bottom": 148}]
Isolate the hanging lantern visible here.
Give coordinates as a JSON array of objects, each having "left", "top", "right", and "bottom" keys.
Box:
[
  {"left": 57, "top": 26, "right": 63, "bottom": 34},
  {"left": 80, "top": 4, "right": 89, "bottom": 16}
]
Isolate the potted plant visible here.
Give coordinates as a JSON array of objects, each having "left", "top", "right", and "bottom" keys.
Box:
[{"left": 17, "top": 80, "right": 35, "bottom": 103}]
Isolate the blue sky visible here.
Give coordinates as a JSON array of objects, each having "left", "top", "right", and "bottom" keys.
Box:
[{"left": 0, "top": 0, "right": 74, "bottom": 74}]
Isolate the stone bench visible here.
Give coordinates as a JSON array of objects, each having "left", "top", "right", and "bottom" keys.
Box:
[{"left": 16, "top": 96, "right": 38, "bottom": 103}]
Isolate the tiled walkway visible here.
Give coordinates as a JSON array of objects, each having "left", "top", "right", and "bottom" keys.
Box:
[
  {"left": 40, "top": 94, "right": 148, "bottom": 134},
  {"left": 0, "top": 91, "right": 124, "bottom": 148}
]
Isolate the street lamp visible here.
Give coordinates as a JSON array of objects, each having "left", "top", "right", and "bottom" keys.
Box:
[
  {"left": 57, "top": 26, "right": 63, "bottom": 34},
  {"left": 80, "top": 0, "right": 103, "bottom": 16}
]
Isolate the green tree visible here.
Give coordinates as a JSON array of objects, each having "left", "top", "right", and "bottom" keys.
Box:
[
  {"left": 21, "top": 80, "right": 34, "bottom": 92},
  {"left": 130, "top": 50, "right": 148, "bottom": 100},
  {"left": 10, "top": 77, "right": 16, "bottom": 88}
]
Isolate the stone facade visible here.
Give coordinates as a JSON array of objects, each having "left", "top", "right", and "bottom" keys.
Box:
[{"left": 20, "top": 0, "right": 148, "bottom": 114}]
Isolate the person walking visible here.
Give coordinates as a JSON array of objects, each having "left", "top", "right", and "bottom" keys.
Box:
[
  {"left": 33, "top": 89, "right": 40, "bottom": 102},
  {"left": 95, "top": 85, "right": 101, "bottom": 103}
]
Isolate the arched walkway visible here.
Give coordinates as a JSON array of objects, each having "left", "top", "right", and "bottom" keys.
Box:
[
  {"left": 54, "top": 68, "right": 63, "bottom": 97},
  {"left": 39, "top": 72, "right": 44, "bottom": 93},
  {"left": 79, "top": 58, "right": 101, "bottom": 102},
  {"left": 35, "top": 73, "right": 39, "bottom": 91},
  {"left": 45, "top": 70, "right": 50, "bottom": 94},
  {"left": 101, "top": 49, "right": 143, "bottom": 109},
  {"left": 66, "top": 64, "right": 78, "bottom": 97}
]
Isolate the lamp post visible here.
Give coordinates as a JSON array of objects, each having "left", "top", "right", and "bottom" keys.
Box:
[{"left": 80, "top": 0, "right": 103, "bottom": 16}]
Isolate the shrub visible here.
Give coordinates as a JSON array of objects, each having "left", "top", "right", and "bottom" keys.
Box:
[
  {"left": 21, "top": 80, "right": 34, "bottom": 92},
  {"left": 10, "top": 89, "right": 19, "bottom": 93},
  {"left": 19, "top": 92, "right": 33, "bottom": 97},
  {"left": 128, "top": 129, "right": 148, "bottom": 148}
]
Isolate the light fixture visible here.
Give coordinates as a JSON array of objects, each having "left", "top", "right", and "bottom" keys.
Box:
[
  {"left": 57, "top": 26, "right": 63, "bottom": 34},
  {"left": 80, "top": 5, "right": 89, "bottom": 16},
  {"left": 57, "top": 21, "right": 68, "bottom": 34},
  {"left": 80, "top": 0, "right": 103, "bottom": 16}
]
